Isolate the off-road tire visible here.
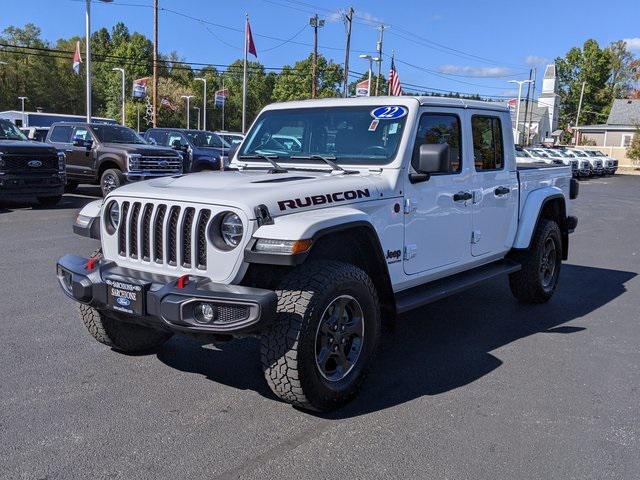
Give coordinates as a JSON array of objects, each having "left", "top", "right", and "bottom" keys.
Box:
[
  {"left": 36, "top": 195, "right": 62, "bottom": 207},
  {"left": 77, "top": 248, "right": 173, "bottom": 352},
  {"left": 100, "top": 168, "right": 125, "bottom": 197},
  {"left": 509, "top": 219, "right": 562, "bottom": 304},
  {"left": 260, "top": 260, "right": 381, "bottom": 412}
]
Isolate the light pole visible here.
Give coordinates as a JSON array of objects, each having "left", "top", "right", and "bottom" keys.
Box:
[
  {"left": 84, "top": 0, "right": 114, "bottom": 123},
  {"left": 18, "top": 96, "right": 28, "bottom": 126},
  {"left": 181, "top": 95, "right": 194, "bottom": 129},
  {"left": 359, "top": 54, "right": 379, "bottom": 96},
  {"left": 195, "top": 77, "right": 207, "bottom": 130},
  {"left": 195, "top": 107, "right": 201, "bottom": 130},
  {"left": 112, "top": 67, "right": 125, "bottom": 125},
  {"left": 508, "top": 79, "right": 533, "bottom": 145}
]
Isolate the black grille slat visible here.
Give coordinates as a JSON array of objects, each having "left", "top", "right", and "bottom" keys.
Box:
[
  {"left": 167, "top": 206, "right": 180, "bottom": 266},
  {"left": 196, "top": 210, "right": 211, "bottom": 269},
  {"left": 129, "top": 203, "right": 141, "bottom": 259},
  {"left": 153, "top": 205, "right": 166, "bottom": 263},
  {"left": 181, "top": 208, "right": 195, "bottom": 268},
  {"left": 1, "top": 154, "right": 58, "bottom": 172},
  {"left": 141, "top": 204, "right": 153, "bottom": 261},
  {"left": 118, "top": 202, "right": 130, "bottom": 256}
]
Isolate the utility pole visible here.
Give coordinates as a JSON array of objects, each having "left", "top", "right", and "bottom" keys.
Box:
[
  {"left": 574, "top": 82, "right": 587, "bottom": 147},
  {"left": 152, "top": 0, "right": 158, "bottom": 127},
  {"left": 521, "top": 68, "right": 533, "bottom": 146},
  {"left": 342, "top": 7, "right": 354, "bottom": 98},
  {"left": 195, "top": 77, "right": 207, "bottom": 130},
  {"left": 112, "top": 67, "right": 125, "bottom": 125},
  {"left": 527, "top": 67, "right": 537, "bottom": 145},
  {"left": 375, "top": 25, "right": 385, "bottom": 96},
  {"left": 508, "top": 79, "right": 533, "bottom": 145},
  {"left": 310, "top": 14, "right": 325, "bottom": 98},
  {"left": 85, "top": 0, "right": 92, "bottom": 123}
]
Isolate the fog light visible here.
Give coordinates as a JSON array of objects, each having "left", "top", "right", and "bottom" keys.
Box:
[{"left": 194, "top": 302, "right": 217, "bottom": 324}]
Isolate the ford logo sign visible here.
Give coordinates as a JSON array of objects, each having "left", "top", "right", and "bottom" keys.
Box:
[
  {"left": 159, "top": 160, "right": 169, "bottom": 168},
  {"left": 28, "top": 160, "right": 43, "bottom": 168},
  {"left": 116, "top": 297, "right": 131, "bottom": 307}
]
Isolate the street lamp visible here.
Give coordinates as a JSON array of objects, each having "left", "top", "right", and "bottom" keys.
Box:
[
  {"left": 194, "top": 77, "right": 207, "bottom": 130},
  {"left": 359, "top": 54, "right": 380, "bottom": 96},
  {"left": 84, "top": 0, "right": 114, "bottom": 123},
  {"left": 112, "top": 67, "right": 125, "bottom": 126},
  {"left": 508, "top": 79, "right": 534, "bottom": 145},
  {"left": 195, "top": 106, "right": 201, "bottom": 130},
  {"left": 181, "top": 95, "right": 195, "bottom": 129},
  {"left": 18, "top": 96, "right": 28, "bottom": 126}
]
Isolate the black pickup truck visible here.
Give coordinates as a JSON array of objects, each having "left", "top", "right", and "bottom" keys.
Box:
[
  {"left": 0, "top": 119, "right": 65, "bottom": 206},
  {"left": 47, "top": 122, "right": 183, "bottom": 196}
]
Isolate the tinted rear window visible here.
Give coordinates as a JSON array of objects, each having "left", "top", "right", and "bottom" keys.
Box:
[{"left": 49, "top": 126, "right": 73, "bottom": 143}]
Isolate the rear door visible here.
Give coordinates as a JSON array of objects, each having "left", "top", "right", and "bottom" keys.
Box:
[
  {"left": 468, "top": 113, "right": 518, "bottom": 257},
  {"left": 403, "top": 108, "right": 473, "bottom": 275}
]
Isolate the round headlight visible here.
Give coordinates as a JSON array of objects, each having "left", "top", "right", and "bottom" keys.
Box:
[
  {"left": 220, "top": 212, "right": 243, "bottom": 248},
  {"left": 106, "top": 201, "right": 120, "bottom": 233}
]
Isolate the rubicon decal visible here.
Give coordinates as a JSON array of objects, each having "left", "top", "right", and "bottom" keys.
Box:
[{"left": 278, "top": 189, "right": 370, "bottom": 211}]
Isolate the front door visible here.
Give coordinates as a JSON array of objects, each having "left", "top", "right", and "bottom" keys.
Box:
[
  {"left": 468, "top": 113, "right": 518, "bottom": 257},
  {"left": 403, "top": 109, "right": 473, "bottom": 275},
  {"left": 68, "top": 126, "right": 96, "bottom": 180}
]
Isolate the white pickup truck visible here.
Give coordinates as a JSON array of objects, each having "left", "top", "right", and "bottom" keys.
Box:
[{"left": 57, "top": 97, "right": 579, "bottom": 412}]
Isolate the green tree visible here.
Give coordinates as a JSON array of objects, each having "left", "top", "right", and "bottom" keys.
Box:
[
  {"left": 627, "top": 126, "right": 640, "bottom": 165},
  {"left": 607, "top": 40, "right": 636, "bottom": 98},
  {"left": 556, "top": 39, "right": 613, "bottom": 129},
  {"left": 272, "top": 54, "right": 343, "bottom": 101}
]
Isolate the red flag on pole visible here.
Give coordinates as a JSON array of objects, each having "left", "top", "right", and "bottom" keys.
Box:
[{"left": 246, "top": 19, "right": 257, "bottom": 57}]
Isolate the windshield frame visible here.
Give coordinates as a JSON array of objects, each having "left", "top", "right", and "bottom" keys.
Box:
[
  {"left": 238, "top": 105, "right": 410, "bottom": 169},
  {"left": 91, "top": 124, "right": 147, "bottom": 145},
  {"left": 0, "top": 120, "right": 29, "bottom": 141}
]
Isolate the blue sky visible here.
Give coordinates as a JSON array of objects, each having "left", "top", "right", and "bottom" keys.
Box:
[{"left": 2, "top": 0, "right": 639, "bottom": 97}]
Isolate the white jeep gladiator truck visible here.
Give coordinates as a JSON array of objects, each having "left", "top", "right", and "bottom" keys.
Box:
[{"left": 57, "top": 97, "right": 579, "bottom": 412}]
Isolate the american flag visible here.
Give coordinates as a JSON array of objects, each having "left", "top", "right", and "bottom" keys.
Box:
[{"left": 388, "top": 55, "right": 402, "bottom": 96}]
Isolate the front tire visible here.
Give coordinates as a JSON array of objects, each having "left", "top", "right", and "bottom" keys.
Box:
[
  {"left": 77, "top": 249, "right": 173, "bottom": 352},
  {"left": 509, "top": 219, "right": 562, "bottom": 304},
  {"left": 260, "top": 261, "right": 381, "bottom": 412},
  {"left": 100, "top": 168, "right": 124, "bottom": 197}
]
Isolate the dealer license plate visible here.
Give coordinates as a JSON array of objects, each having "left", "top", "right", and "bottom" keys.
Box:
[{"left": 105, "top": 278, "right": 145, "bottom": 316}]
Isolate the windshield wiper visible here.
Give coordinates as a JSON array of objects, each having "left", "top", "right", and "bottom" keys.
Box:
[
  {"left": 289, "top": 155, "right": 350, "bottom": 173},
  {"left": 238, "top": 154, "right": 288, "bottom": 173}
]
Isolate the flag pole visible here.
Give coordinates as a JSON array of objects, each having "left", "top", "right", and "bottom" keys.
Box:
[
  {"left": 242, "top": 14, "right": 248, "bottom": 134},
  {"left": 222, "top": 76, "right": 226, "bottom": 131},
  {"left": 388, "top": 51, "right": 394, "bottom": 96}
]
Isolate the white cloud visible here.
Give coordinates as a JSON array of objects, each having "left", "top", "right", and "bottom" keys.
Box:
[
  {"left": 623, "top": 37, "right": 640, "bottom": 51},
  {"left": 327, "top": 10, "right": 344, "bottom": 23},
  {"left": 328, "top": 9, "right": 380, "bottom": 25},
  {"left": 525, "top": 55, "right": 550, "bottom": 66},
  {"left": 438, "top": 65, "right": 511, "bottom": 77}
]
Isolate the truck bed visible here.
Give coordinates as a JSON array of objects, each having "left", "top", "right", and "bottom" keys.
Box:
[{"left": 517, "top": 164, "right": 572, "bottom": 218}]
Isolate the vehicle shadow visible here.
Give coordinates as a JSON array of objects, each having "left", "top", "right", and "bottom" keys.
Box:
[
  {"left": 155, "top": 264, "right": 635, "bottom": 416},
  {"left": 0, "top": 186, "right": 100, "bottom": 212}
]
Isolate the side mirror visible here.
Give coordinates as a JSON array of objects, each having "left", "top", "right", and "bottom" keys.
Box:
[{"left": 410, "top": 144, "right": 451, "bottom": 184}]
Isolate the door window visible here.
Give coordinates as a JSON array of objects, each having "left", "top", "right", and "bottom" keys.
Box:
[
  {"left": 168, "top": 132, "right": 186, "bottom": 147},
  {"left": 73, "top": 127, "right": 92, "bottom": 141},
  {"left": 472, "top": 116, "right": 504, "bottom": 170},
  {"left": 148, "top": 130, "right": 169, "bottom": 146},
  {"left": 412, "top": 113, "right": 462, "bottom": 173},
  {"left": 49, "top": 125, "right": 73, "bottom": 143}
]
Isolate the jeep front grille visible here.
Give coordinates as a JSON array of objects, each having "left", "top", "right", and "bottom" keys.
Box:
[{"left": 116, "top": 201, "right": 212, "bottom": 270}]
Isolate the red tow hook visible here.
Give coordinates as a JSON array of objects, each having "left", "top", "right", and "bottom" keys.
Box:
[
  {"left": 85, "top": 256, "right": 98, "bottom": 272},
  {"left": 176, "top": 274, "right": 190, "bottom": 289}
]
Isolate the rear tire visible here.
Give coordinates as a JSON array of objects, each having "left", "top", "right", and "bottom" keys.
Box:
[
  {"left": 78, "top": 248, "right": 172, "bottom": 352},
  {"left": 260, "top": 261, "right": 381, "bottom": 412},
  {"left": 100, "top": 168, "right": 124, "bottom": 197},
  {"left": 509, "top": 219, "right": 562, "bottom": 304}
]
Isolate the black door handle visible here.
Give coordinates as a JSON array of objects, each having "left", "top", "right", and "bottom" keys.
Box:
[
  {"left": 495, "top": 186, "right": 510, "bottom": 196},
  {"left": 453, "top": 191, "right": 472, "bottom": 202}
]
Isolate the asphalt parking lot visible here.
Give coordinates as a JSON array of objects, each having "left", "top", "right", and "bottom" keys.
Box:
[{"left": 1, "top": 175, "right": 639, "bottom": 480}]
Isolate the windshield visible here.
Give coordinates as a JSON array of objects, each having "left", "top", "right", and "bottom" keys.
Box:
[
  {"left": 0, "top": 120, "right": 28, "bottom": 141},
  {"left": 515, "top": 149, "right": 531, "bottom": 158},
  {"left": 570, "top": 150, "right": 587, "bottom": 157},
  {"left": 185, "top": 130, "right": 228, "bottom": 148},
  {"left": 530, "top": 149, "right": 549, "bottom": 158},
  {"left": 239, "top": 106, "right": 408, "bottom": 166},
  {"left": 219, "top": 134, "right": 243, "bottom": 146},
  {"left": 92, "top": 125, "right": 146, "bottom": 144}
]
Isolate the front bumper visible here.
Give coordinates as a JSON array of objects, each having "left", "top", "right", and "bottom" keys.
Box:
[
  {"left": 124, "top": 171, "right": 182, "bottom": 181},
  {"left": 56, "top": 254, "right": 278, "bottom": 335},
  {"left": 0, "top": 172, "right": 65, "bottom": 199}
]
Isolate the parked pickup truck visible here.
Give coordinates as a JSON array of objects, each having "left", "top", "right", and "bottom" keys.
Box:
[
  {"left": 56, "top": 97, "right": 579, "bottom": 412},
  {"left": 47, "top": 122, "right": 183, "bottom": 196},
  {"left": 0, "top": 119, "right": 65, "bottom": 206}
]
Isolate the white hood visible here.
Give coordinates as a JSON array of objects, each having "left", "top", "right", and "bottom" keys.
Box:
[{"left": 108, "top": 169, "right": 396, "bottom": 218}]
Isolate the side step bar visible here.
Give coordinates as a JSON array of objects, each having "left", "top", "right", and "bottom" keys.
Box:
[{"left": 395, "top": 259, "right": 521, "bottom": 314}]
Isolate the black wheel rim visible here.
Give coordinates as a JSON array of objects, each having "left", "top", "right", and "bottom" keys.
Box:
[
  {"left": 315, "top": 295, "right": 364, "bottom": 382},
  {"left": 102, "top": 174, "right": 118, "bottom": 194},
  {"left": 540, "top": 237, "right": 557, "bottom": 289}
]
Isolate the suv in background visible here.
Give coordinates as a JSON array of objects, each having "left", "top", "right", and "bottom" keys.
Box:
[
  {"left": 583, "top": 149, "right": 617, "bottom": 175},
  {"left": 0, "top": 119, "right": 65, "bottom": 206},
  {"left": 215, "top": 131, "right": 244, "bottom": 148},
  {"left": 47, "top": 123, "right": 183, "bottom": 196},
  {"left": 144, "top": 128, "right": 228, "bottom": 172}
]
